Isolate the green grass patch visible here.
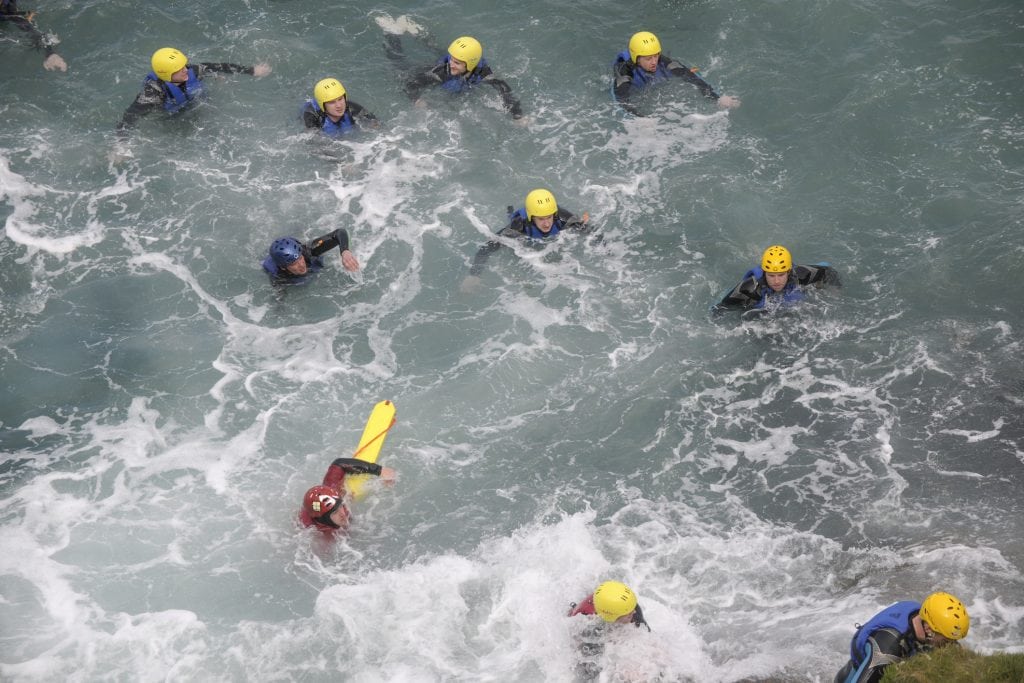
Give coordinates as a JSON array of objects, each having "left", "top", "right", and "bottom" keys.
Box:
[{"left": 880, "top": 645, "right": 1024, "bottom": 683}]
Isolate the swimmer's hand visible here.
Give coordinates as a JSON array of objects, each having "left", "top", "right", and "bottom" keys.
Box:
[
  {"left": 340, "top": 249, "right": 360, "bottom": 272},
  {"left": 379, "top": 466, "right": 396, "bottom": 485},
  {"left": 512, "top": 114, "right": 531, "bottom": 128},
  {"left": 253, "top": 63, "right": 272, "bottom": 78},
  {"left": 717, "top": 95, "right": 741, "bottom": 109},
  {"left": 460, "top": 275, "right": 481, "bottom": 293},
  {"left": 43, "top": 53, "right": 67, "bottom": 72},
  {"left": 107, "top": 143, "right": 133, "bottom": 165}
]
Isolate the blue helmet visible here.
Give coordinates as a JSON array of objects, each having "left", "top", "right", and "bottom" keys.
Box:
[{"left": 269, "top": 238, "right": 302, "bottom": 267}]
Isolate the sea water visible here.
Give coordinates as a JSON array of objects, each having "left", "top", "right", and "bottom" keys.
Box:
[{"left": 2, "top": 0, "right": 1022, "bottom": 680}]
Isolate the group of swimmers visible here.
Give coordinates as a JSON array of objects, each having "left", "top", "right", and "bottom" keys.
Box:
[
  {"left": 302, "top": 443, "right": 970, "bottom": 682},
  {"left": 4, "top": 6, "right": 967, "bottom": 679},
  {"left": 5, "top": 5, "right": 826, "bottom": 313}
]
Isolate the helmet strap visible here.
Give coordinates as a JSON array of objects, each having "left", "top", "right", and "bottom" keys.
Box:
[
  {"left": 315, "top": 511, "right": 342, "bottom": 529},
  {"left": 631, "top": 604, "right": 651, "bottom": 632}
]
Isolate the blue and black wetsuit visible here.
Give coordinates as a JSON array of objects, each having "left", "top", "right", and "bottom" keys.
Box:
[
  {"left": 384, "top": 34, "right": 523, "bottom": 119},
  {"left": 712, "top": 263, "right": 841, "bottom": 314},
  {"left": 261, "top": 228, "right": 353, "bottom": 285},
  {"left": 301, "top": 99, "right": 378, "bottom": 137},
  {"left": 833, "top": 601, "right": 929, "bottom": 683},
  {"left": 612, "top": 51, "right": 719, "bottom": 117},
  {"left": 469, "top": 207, "right": 592, "bottom": 276},
  {"left": 116, "top": 61, "right": 259, "bottom": 138},
  {"left": 0, "top": 0, "right": 58, "bottom": 57}
]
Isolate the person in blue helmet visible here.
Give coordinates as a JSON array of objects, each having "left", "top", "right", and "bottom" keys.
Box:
[
  {"left": 613, "top": 31, "right": 740, "bottom": 117},
  {"left": 1, "top": 0, "right": 66, "bottom": 71},
  {"left": 262, "top": 229, "right": 360, "bottom": 285},
  {"left": 376, "top": 14, "right": 523, "bottom": 121},
  {"left": 711, "top": 245, "right": 840, "bottom": 315},
  {"left": 301, "top": 77, "right": 379, "bottom": 138},
  {"left": 460, "top": 188, "right": 594, "bottom": 291},
  {"left": 115, "top": 47, "right": 271, "bottom": 140},
  {"left": 834, "top": 592, "right": 970, "bottom": 683}
]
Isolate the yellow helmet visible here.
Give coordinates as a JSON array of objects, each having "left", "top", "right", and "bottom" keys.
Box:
[
  {"left": 448, "top": 36, "right": 483, "bottom": 72},
  {"left": 593, "top": 581, "right": 637, "bottom": 622},
  {"left": 920, "top": 592, "right": 970, "bottom": 640},
  {"left": 628, "top": 31, "right": 662, "bottom": 63},
  {"left": 761, "top": 245, "right": 792, "bottom": 273},
  {"left": 525, "top": 189, "right": 558, "bottom": 221},
  {"left": 314, "top": 78, "right": 347, "bottom": 110},
  {"left": 151, "top": 47, "right": 188, "bottom": 82}
]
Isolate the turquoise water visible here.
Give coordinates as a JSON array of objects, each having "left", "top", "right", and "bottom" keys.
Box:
[{"left": 2, "top": 0, "right": 1023, "bottom": 680}]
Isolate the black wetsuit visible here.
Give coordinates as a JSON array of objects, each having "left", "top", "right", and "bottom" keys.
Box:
[
  {"left": 384, "top": 34, "right": 523, "bottom": 119},
  {"left": 262, "top": 228, "right": 354, "bottom": 284},
  {"left": 262, "top": 228, "right": 352, "bottom": 285},
  {"left": 469, "top": 207, "right": 593, "bottom": 276},
  {"left": 612, "top": 54, "right": 719, "bottom": 117},
  {"left": 833, "top": 626, "right": 921, "bottom": 683},
  {"left": 116, "top": 62, "right": 258, "bottom": 138},
  {"left": 0, "top": 0, "right": 57, "bottom": 57},
  {"left": 301, "top": 99, "right": 378, "bottom": 133},
  {"left": 712, "top": 263, "right": 841, "bottom": 314}
]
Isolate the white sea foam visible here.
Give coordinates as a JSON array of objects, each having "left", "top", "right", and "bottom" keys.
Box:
[{"left": 3, "top": 2, "right": 1024, "bottom": 680}]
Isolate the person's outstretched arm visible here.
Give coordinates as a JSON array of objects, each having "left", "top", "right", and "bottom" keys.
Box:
[
  {"left": 347, "top": 100, "right": 380, "bottom": 128},
  {"left": 1, "top": 10, "right": 66, "bottom": 71},
  {"left": 469, "top": 240, "right": 503, "bottom": 277},
  {"left": 195, "top": 62, "right": 271, "bottom": 77},
  {"left": 469, "top": 217, "right": 525, "bottom": 276},
  {"left": 665, "top": 58, "right": 719, "bottom": 99},
  {"left": 330, "top": 457, "right": 384, "bottom": 475},
  {"left": 561, "top": 209, "right": 594, "bottom": 235},
  {"left": 794, "top": 263, "right": 841, "bottom": 288},
  {"left": 477, "top": 66, "right": 523, "bottom": 119},
  {"left": 403, "top": 67, "right": 442, "bottom": 102},
  {"left": 666, "top": 58, "right": 740, "bottom": 108},
  {"left": 115, "top": 82, "right": 165, "bottom": 139},
  {"left": 712, "top": 275, "right": 760, "bottom": 313},
  {"left": 308, "top": 228, "right": 360, "bottom": 271}
]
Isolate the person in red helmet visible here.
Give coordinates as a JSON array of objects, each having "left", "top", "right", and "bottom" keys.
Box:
[{"left": 300, "top": 457, "right": 395, "bottom": 531}]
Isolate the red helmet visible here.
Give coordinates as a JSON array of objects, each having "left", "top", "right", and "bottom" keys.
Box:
[{"left": 303, "top": 485, "right": 341, "bottom": 518}]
